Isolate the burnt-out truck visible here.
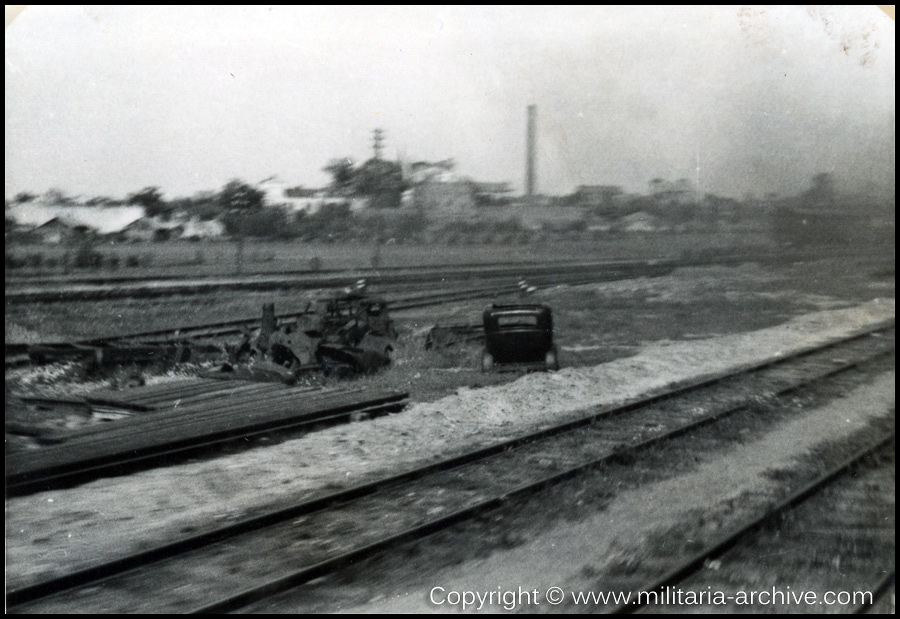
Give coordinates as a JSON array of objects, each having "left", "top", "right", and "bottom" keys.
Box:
[{"left": 224, "top": 291, "right": 399, "bottom": 380}]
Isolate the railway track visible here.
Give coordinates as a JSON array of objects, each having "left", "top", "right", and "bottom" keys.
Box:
[
  {"left": 611, "top": 437, "right": 894, "bottom": 614},
  {"left": 6, "top": 383, "right": 409, "bottom": 497},
  {"left": 7, "top": 322, "right": 893, "bottom": 613},
  {"left": 4, "top": 257, "right": 590, "bottom": 288},
  {"left": 7, "top": 248, "right": 892, "bottom": 367},
  {"left": 4, "top": 257, "right": 681, "bottom": 304},
  {"left": 6, "top": 245, "right": 886, "bottom": 299},
  {"left": 5, "top": 261, "right": 670, "bottom": 367}
]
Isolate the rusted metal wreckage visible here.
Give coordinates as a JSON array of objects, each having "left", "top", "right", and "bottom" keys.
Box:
[
  {"left": 20, "top": 341, "right": 192, "bottom": 368},
  {"left": 16, "top": 287, "right": 399, "bottom": 381},
  {"left": 13, "top": 280, "right": 555, "bottom": 377},
  {"left": 223, "top": 289, "right": 399, "bottom": 380}
]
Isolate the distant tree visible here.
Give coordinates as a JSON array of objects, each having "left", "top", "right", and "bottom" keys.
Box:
[
  {"left": 323, "top": 158, "right": 356, "bottom": 196},
  {"left": 218, "top": 181, "right": 280, "bottom": 238},
  {"left": 294, "top": 202, "right": 353, "bottom": 240},
  {"left": 222, "top": 207, "right": 289, "bottom": 238},
  {"left": 13, "top": 192, "right": 37, "bottom": 203},
  {"left": 353, "top": 158, "right": 405, "bottom": 208},
  {"left": 43, "top": 188, "right": 74, "bottom": 205},
  {"left": 168, "top": 191, "right": 220, "bottom": 221},
  {"left": 353, "top": 158, "right": 403, "bottom": 195},
  {"left": 127, "top": 186, "right": 167, "bottom": 217},
  {"left": 218, "top": 179, "right": 265, "bottom": 212},
  {"left": 394, "top": 210, "right": 428, "bottom": 241}
]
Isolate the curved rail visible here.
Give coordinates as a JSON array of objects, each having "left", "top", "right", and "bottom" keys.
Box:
[
  {"left": 610, "top": 435, "right": 895, "bottom": 614},
  {"left": 5, "top": 262, "right": 668, "bottom": 367},
  {"left": 7, "top": 322, "right": 893, "bottom": 612}
]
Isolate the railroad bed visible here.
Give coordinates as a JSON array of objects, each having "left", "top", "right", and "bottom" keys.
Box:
[
  {"left": 624, "top": 440, "right": 894, "bottom": 613},
  {"left": 7, "top": 322, "right": 893, "bottom": 612},
  {"left": 6, "top": 379, "right": 408, "bottom": 496},
  {"left": 5, "top": 260, "right": 672, "bottom": 367},
  {"left": 3, "top": 257, "right": 671, "bottom": 303},
  {"left": 7, "top": 249, "right": 893, "bottom": 368}
]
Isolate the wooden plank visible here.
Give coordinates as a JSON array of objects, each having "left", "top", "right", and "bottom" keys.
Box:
[
  {"left": 73, "top": 386, "right": 340, "bottom": 439},
  {"left": 17, "top": 395, "right": 89, "bottom": 408},
  {"left": 83, "top": 379, "right": 281, "bottom": 412},
  {"left": 85, "top": 378, "right": 239, "bottom": 406},
  {"left": 130, "top": 382, "right": 283, "bottom": 408},
  {"left": 6, "top": 389, "right": 408, "bottom": 482}
]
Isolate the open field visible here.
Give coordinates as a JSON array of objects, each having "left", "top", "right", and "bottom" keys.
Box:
[
  {"left": 6, "top": 251, "right": 894, "bottom": 406},
  {"left": 5, "top": 232, "right": 773, "bottom": 280}
]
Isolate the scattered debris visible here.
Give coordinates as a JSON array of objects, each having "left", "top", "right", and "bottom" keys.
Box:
[
  {"left": 423, "top": 280, "right": 537, "bottom": 351},
  {"left": 424, "top": 324, "right": 483, "bottom": 350},
  {"left": 13, "top": 286, "right": 401, "bottom": 382},
  {"left": 218, "top": 289, "right": 399, "bottom": 380},
  {"left": 25, "top": 341, "right": 191, "bottom": 367},
  {"left": 6, "top": 378, "right": 410, "bottom": 495}
]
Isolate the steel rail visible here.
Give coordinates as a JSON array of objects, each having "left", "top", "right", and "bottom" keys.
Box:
[
  {"left": 854, "top": 571, "right": 896, "bottom": 614},
  {"left": 189, "top": 346, "right": 894, "bottom": 614},
  {"left": 5, "top": 268, "right": 615, "bottom": 349},
  {"left": 4, "top": 258, "right": 667, "bottom": 304},
  {"left": 6, "top": 390, "right": 408, "bottom": 497},
  {"left": 4, "top": 264, "right": 663, "bottom": 367},
  {"left": 610, "top": 435, "right": 896, "bottom": 614},
  {"left": 9, "top": 244, "right": 887, "bottom": 362},
  {"left": 3, "top": 256, "right": 636, "bottom": 288},
  {"left": 6, "top": 244, "right": 883, "bottom": 296},
  {"left": 7, "top": 322, "right": 892, "bottom": 611}
]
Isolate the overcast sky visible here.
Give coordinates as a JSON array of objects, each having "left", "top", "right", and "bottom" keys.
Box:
[{"left": 5, "top": 6, "right": 895, "bottom": 201}]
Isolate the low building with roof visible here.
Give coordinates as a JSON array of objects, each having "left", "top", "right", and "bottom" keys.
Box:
[{"left": 7, "top": 204, "right": 145, "bottom": 241}]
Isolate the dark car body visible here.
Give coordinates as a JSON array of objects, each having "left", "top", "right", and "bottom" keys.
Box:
[{"left": 481, "top": 304, "right": 558, "bottom": 371}]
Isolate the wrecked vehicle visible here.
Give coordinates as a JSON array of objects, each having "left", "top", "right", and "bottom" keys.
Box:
[
  {"left": 225, "top": 290, "right": 398, "bottom": 380},
  {"left": 480, "top": 303, "right": 558, "bottom": 372},
  {"left": 308, "top": 292, "right": 398, "bottom": 376}
]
